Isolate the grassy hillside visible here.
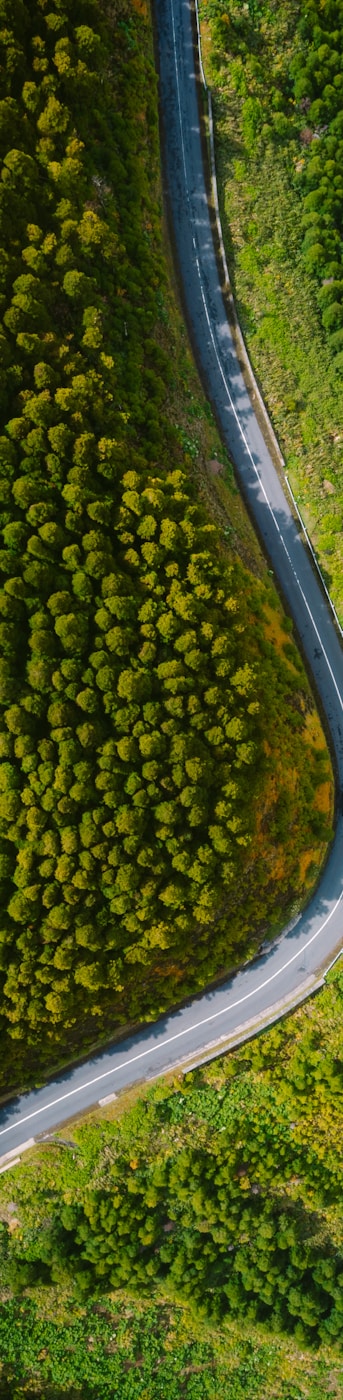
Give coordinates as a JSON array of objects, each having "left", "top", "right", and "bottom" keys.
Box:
[
  {"left": 0, "top": 0, "right": 334, "bottom": 1097},
  {"left": 199, "top": 0, "right": 343, "bottom": 614},
  {"left": 1, "top": 964, "right": 343, "bottom": 1393},
  {"left": 0, "top": 3, "right": 341, "bottom": 1392},
  {"left": 0, "top": 1295, "right": 342, "bottom": 1399}
]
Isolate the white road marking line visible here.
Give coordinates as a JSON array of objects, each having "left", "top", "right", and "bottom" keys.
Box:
[
  {"left": 170, "top": 2, "right": 188, "bottom": 192},
  {"left": 195, "top": 270, "right": 343, "bottom": 712},
  {"left": 1, "top": 3, "right": 343, "bottom": 1150},
  {"left": 0, "top": 886, "right": 343, "bottom": 1140},
  {"left": 169, "top": 0, "right": 343, "bottom": 715}
]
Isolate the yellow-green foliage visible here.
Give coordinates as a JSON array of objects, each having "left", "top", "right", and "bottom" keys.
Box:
[
  {"left": 1, "top": 966, "right": 343, "bottom": 1386},
  {"left": 0, "top": 0, "right": 333, "bottom": 1096},
  {"left": 201, "top": 0, "right": 343, "bottom": 614},
  {"left": 205, "top": 0, "right": 343, "bottom": 353},
  {"left": 0, "top": 1295, "right": 342, "bottom": 1399}
]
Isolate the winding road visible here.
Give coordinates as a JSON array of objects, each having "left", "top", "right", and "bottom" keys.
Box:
[{"left": 1, "top": 0, "right": 343, "bottom": 1164}]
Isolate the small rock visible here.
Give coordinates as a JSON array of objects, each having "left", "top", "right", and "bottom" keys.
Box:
[{"left": 323, "top": 479, "right": 335, "bottom": 494}]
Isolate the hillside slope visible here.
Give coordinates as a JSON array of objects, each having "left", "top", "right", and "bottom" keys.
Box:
[
  {"left": 199, "top": 0, "right": 343, "bottom": 612},
  {"left": 0, "top": 0, "right": 333, "bottom": 1095},
  {"left": 1, "top": 965, "right": 343, "bottom": 1395}
]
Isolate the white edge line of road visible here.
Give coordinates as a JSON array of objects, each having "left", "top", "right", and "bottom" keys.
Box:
[
  {"left": 1, "top": 0, "right": 343, "bottom": 1156},
  {"left": 170, "top": 0, "right": 343, "bottom": 714},
  {"left": 197, "top": 264, "right": 343, "bottom": 712},
  {"left": 0, "top": 1138, "right": 35, "bottom": 1165},
  {"left": 194, "top": 0, "right": 343, "bottom": 651},
  {"left": 0, "top": 973, "right": 326, "bottom": 1164},
  {"left": 1, "top": 887, "right": 343, "bottom": 1141},
  {"left": 194, "top": 0, "right": 286, "bottom": 474}
]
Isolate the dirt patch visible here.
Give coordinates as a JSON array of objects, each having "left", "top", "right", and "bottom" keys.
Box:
[
  {"left": 298, "top": 849, "right": 318, "bottom": 884},
  {"left": 313, "top": 780, "right": 331, "bottom": 815},
  {"left": 208, "top": 457, "right": 225, "bottom": 476}
]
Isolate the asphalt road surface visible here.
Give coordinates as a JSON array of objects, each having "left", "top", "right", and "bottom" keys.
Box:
[{"left": 1, "top": 0, "right": 343, "bottom": 1161}]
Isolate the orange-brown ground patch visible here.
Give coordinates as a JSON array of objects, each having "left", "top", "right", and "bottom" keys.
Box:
[{"left": 131, "top": 0, "right": 148, "bottom": 16}]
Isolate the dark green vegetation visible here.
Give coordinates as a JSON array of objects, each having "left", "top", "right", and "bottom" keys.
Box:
[
  {"left": 0, "top": 3, "right": 341, "bottom": 1394},
  {"left": 1, "top": 967, "right": 343, "bottom": 1394},
  {"left": 0, "top": 1297, "right": 342, "bottom": 1400},
  {"left": 0, "top": 1, "right": 341, "bottom": 1394},
  {"left": 205, "top": 0, "right": 343, "bottom": 355},
  {"left": 201, "top": 0, "right": 343, "bottom": 612},
  {"left": 286, "top": 0, "right": 343, "bottom": 356},
  {"left": 0, "top": 0, "right": 333, "bottom": 1096}
]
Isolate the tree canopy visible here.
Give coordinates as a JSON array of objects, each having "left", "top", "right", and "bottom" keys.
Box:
[{"left": 0, "top": 0, "right": 333, "bottom": 1093}]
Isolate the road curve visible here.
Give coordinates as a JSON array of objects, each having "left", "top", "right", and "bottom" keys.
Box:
[{"left": 1, "top": 0, "right": 343, "bottom": 1160}]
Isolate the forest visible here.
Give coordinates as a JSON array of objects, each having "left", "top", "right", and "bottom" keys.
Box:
[
  {"left": 0, "top": 0, "right": 342, "bottom": 1395},
  {"left": 0, "top": 0, "right": 333, "bottom": 1097},
  {"left": 1, "top": 964, "right": 343, "bottom": 1396},
  {"left": 200, "top": 0, "right": 343, "bottom": 613}
]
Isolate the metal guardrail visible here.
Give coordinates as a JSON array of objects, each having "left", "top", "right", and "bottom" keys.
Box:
[
  {"left": 193, "top": 0, "right": 206, "bottom": 88},
  {"left": 285, "top": 474, "right": 343, "bottom": 641},
  {"left": 207, "top": 89, "right": 230, "bottom": 290},
  {"left": 193, "top": 0, "right": 286, "bottom": 473},
  {"left": 193, "top": 0, "right": 343, "bottom": 643}
]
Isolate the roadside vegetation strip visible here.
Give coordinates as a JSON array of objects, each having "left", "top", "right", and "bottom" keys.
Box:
[
  {"left": 0, "top": 0, "right": 333, "bottom": 1098},
  {"left": 0, "top": 4, "right": 342, "bottom": 1395},
  {"left": 284, "top": 473, "right": 343, "bottom": 642},
  {"left": 198, "top": 0, "right": 343, "bottom": 621},
  {"left": 195, "top": 0, "right": 286, "bottom": 478},
  {"left": 1, "top": 962, "right": 343, "bottom": 1357},
  {"left": 1, "top": 1296, "right": 342, "bottom": 1400}
]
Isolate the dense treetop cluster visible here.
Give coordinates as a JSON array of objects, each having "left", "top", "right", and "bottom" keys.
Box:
[
  {"left": 0, "top": 0, "right": 332, "bottom": 1092},
  {"left": 1, "top": 967, "right": 343, "bottom": 1353},
  {"left": 0, "top": 0, "right": 257, "bottom": 1070},
  {"left": 0, "top": 2, "right": 340, "bottom": 1393}
]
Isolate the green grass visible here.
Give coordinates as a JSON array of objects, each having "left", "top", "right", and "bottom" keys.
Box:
[
  {"left": 200, "top": 0, "right": 343, "bottom": 616},
  {"left": 0, "top": 0, "right": 334, "bottom": 1097},
  {"left": 2, "top": 964, "right": 343, "bottom": 1392},
  {"left": 1, "top": 1293, "right": 343, "bottom": 1398}
]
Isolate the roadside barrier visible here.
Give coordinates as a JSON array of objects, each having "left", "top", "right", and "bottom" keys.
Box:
[{"left": 193, "top": 0, "right": 343, "bottom": 643}]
